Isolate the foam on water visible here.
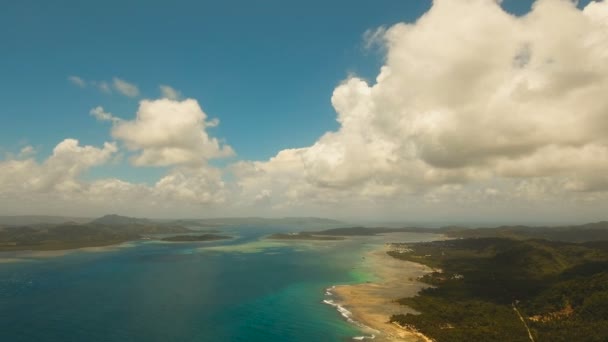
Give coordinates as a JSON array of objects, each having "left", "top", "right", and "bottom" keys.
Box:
[{"left": 323, "top": 287, "right": 378, "bottom": 340}]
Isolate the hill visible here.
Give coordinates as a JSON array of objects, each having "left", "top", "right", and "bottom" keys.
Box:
[
  {"left": 388, "top": 238, "right": 608, "bottom": 341},
  {"left": 90, "top": 214, "right": 153, "bottom": 226}
]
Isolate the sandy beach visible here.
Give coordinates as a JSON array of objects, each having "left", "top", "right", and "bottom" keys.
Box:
[{"left": 329, "top": 245, "right": 434, "bottom": 342}]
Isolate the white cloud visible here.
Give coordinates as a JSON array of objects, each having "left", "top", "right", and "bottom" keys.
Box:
[
  {"left": 362, "top": 26, "right": 387, "bottom": 50},
  {"left": 153, "top": 167, "right": 227, "bottom": 204},
  {"left": 0, "top": 139, "right": 117, "bottom": 194},
  {"left": 90, "top": 106, "right": 121, "bottom": 123},
  {"left": 0, "top": 139, "right": 228, "bottom": 217},
  {"left": 112, "top": 98, "right": 234, "bottom": 167},
  {"left": 231, "top": 0, "right": 608, "bottom": 213},
  {"left": 112, "top": 77, "right": 140, "bottom": 97},
  {"left": 68, "top": 76, "right": 86, "bottom": 88},
  {"left": 67, "top": 76, "right": 131, "bottom": 95},
  {"left": 159, "top": 85, "right": 181, "bottom": 100},
  {"left": 14, "top": 1, "right": 608, "bottom": 221}
]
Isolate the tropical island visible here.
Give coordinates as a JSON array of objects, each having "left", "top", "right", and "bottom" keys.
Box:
[
  {"left": 338, "top": 222, "right": 608, "bottom": 342},
  {"left": 161, "top": 234, "right": 232, "bottom": 242},
  {"left": 0, "top": 214, "right": 201, "bottom": 251}
]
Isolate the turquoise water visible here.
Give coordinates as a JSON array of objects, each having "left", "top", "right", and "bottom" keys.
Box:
[{"left": 0, "top": 227, "right": 436, "bottom": 341}]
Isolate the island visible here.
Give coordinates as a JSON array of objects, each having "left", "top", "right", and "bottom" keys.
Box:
[
  {"left": 384, "top": 225, "right": 608, "bottom": 341},
  {"left": 0, "top": 214, "right": 198, "bottom": 251},
  {"left": 326, "top": 221, "right": 608, "bottom": 342},
  {"left": 311, "top": 226, "right": 433, "bottom": 236},
  {"left": 266, "top": 233, "right": 344, "bottom": 241},
  {"left": 161, "top": 234, "right": 232, "bottom": 242},
  {"left": 307, "top": 221, "right": 608, "bottom": 241}
]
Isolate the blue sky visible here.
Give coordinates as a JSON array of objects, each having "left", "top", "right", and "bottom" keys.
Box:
[
  {"left": 0, "top": 0, "right": 436, "bottom": 184},
  {"left": 1, "top": 1, "right": 426, "bottom": 158},
  {"left": 0, "top": 0, "right": 563, "bottom": 162},
  {"left": 0, "top": 0, "right": 606, "bottom": 222}
]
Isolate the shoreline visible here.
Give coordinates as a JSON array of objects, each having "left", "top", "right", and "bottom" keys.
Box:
[
  {"left": 325, "top": 244, "right": 435, "bottom": 342},
  {"left": 0, "top": 241, "right": 138, "bottom": 263}
]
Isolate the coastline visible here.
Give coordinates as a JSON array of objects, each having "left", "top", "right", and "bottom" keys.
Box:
[
  {"left": 326, "top": 244, "right": 434, "bottom": 342},
  {"left": 0, "top": 241, "right": 137, "bottom": 263}
]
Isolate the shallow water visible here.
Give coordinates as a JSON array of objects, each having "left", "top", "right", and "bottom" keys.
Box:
[{"left": 0, "top": 227, "right": 437, "bottom": 342}]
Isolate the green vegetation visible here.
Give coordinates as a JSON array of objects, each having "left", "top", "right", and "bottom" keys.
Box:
[
  {"left": 311, "top": 221, "right": 608, "bottom": 242},
  {"left": 161, "top": 234, "right": 231, "bottom": 242},
  {"left": 266, "top": 233, "right": 344, "bottom": 241},
  {"left": 442, "top": 221, "right": 608, "bottom": 242},
  {"left": 0, "top": 217, "right": 193, "bottom": 251},
  {"left": 312, "top": 227, "right": 431, "bottom": 236},
  {"left": 388, "top": 238, "right": 608, "bottom": 341}
]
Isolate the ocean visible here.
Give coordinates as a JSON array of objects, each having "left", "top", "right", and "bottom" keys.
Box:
[{"left": 0, "top": 226, "right": 437, "bottom": 342}]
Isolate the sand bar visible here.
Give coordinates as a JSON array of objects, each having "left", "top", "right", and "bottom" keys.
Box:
[{"left": 330, "top": 245, "right": 434, "bottom": 342}]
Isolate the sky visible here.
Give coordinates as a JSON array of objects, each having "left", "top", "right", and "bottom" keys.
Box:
[{"left": 1, "top": 0, "right": 607, "bottom": 224}]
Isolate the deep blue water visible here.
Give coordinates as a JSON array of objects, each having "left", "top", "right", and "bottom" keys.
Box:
[{"left": 0, "top": 227, "right": 435, "bottom": 342}]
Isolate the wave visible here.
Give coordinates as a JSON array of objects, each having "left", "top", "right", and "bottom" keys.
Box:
[{"left": 323, "top": 287, "right": 377, "bottom": 340}]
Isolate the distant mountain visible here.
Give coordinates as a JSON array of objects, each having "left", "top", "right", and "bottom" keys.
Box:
[
  {"left": 90, "top": 214, "right": 152, "bottom": 226},
  {"left": 0, "top": 216, "right": 92, "bottom": 226}
]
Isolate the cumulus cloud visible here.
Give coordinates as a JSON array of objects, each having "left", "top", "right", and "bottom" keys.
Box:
[
  {"left": 153, "top": 167, "right": 227, "bottom": 204},
  {"left": 82, "top": 165, "right": 227, "bottom": 207},
  {"left": 233, "top": 0, "right": 608, "bottom": 210},
  {"left": 17, "top": 1, "right": 608, "bottom": 221},
  {"left": 112, "top": 98, "right": 234, "bottom": 167},
  {"left": 112, "top": 77, "right": 140, "bottom": 97},
  {"left": 159, "top": 85, "right": 181, "bottom": 100},
  {"left": 0, "top": 139, "right": 229, "bottom": 216},
  {"left": 0, "top": 139, "right": 117, "bottom": 194}
]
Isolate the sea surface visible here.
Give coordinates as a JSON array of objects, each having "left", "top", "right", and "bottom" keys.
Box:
[{"left": 0, "top": 226, "right": 437, "bottom": 342}]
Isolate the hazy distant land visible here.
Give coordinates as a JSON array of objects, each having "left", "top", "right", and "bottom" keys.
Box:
[
  {"left": 0, "top": 214, "right": 346, "bottom": 252},
  {"left": 305, "top": 222, "right": 608, "bottom": 242},
  {"left": 266, "top": 233, "right": 344, "bottom": 241},
  {"left": 0, "top": 215, "right": 194, "bottom": 251},
  {"left": 161, "top": 234, "right": 232, "bottom": 242}
]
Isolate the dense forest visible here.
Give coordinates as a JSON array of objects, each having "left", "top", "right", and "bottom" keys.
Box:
[{"left": 388, "top": 236, "right": 608, "bottom": 341}]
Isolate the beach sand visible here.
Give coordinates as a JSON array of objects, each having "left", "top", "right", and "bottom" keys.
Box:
[{"left": 331, "top": 245, "right": 434, "bottom": 342}]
